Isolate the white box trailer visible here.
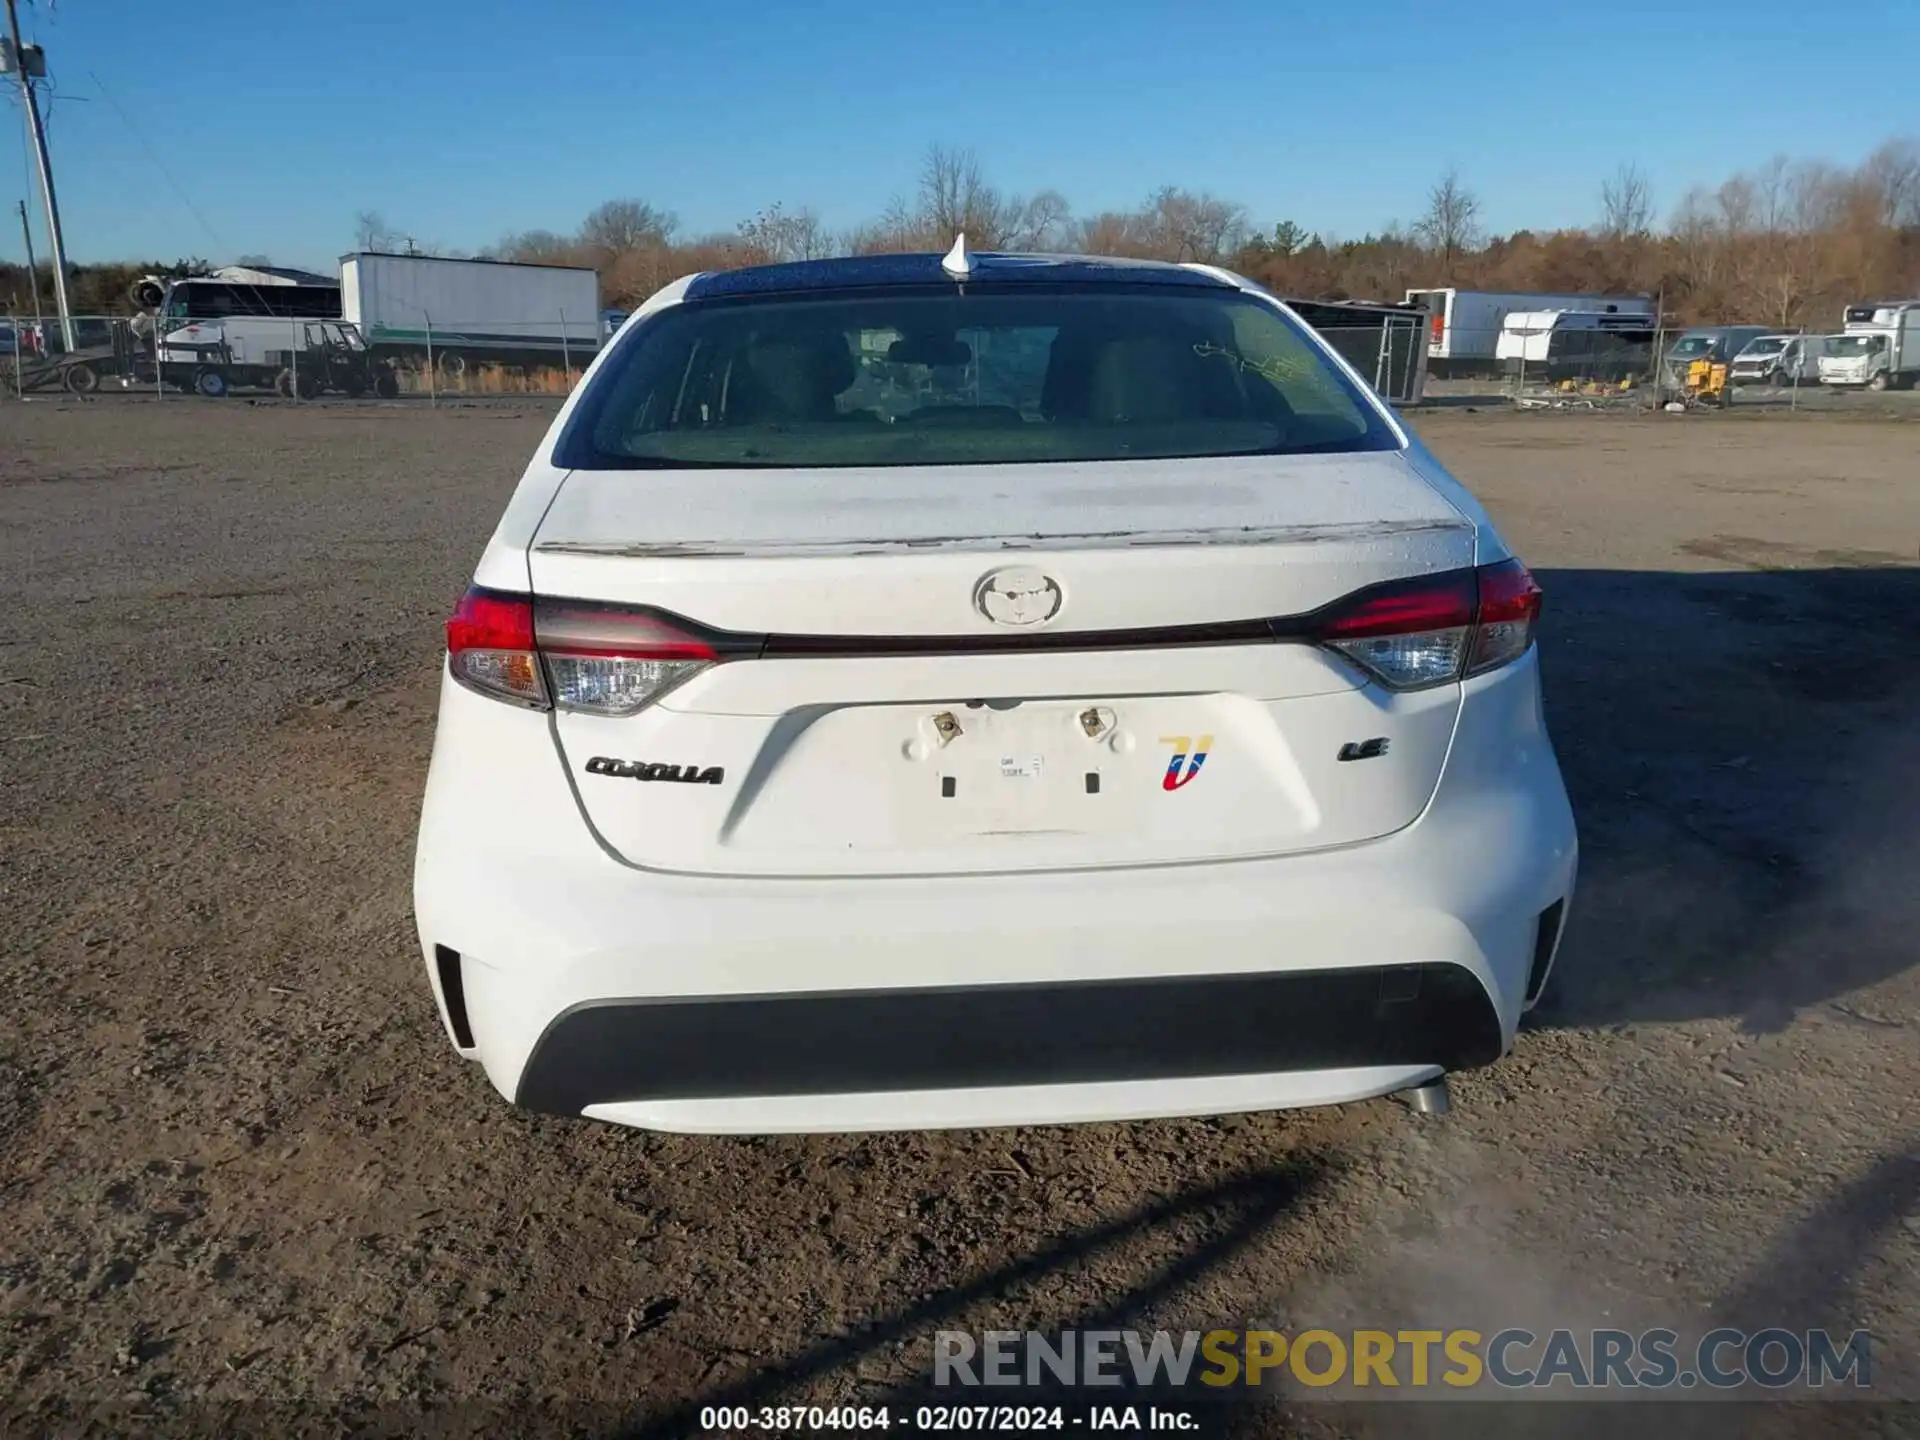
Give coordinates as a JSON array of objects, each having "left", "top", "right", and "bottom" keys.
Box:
[
  {"left": 1495, "top": 308, "right": 1659, "bottom": 381},
  {"left": 1405, "top": 288, "right": 1656, "bottom": 377},
  {"left": 339, "top": 253, "right": 601, "bottom": 372}
]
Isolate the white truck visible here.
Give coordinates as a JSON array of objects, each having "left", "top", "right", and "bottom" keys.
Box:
[
  {"left": 1817, "top": 301, "right": 1920, "bottom": 391},
  {"left": 340, "top": 253, "right": 602, "bottom": 375},
  {"left": 1406, "top": 288, "right": 1656, "bottom": 378}
]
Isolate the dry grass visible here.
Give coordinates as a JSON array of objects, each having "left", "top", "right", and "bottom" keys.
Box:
[{"left": 393, "top": 363, "right": 578, "bottom": 396}]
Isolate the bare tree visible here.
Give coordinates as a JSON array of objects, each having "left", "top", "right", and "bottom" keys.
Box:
[
  {"left": 845, "top": 194, "right": 926, "bottom": 255},
  {"left": 233, "top": 253, "right": 276, "bottom": 268},
  {"left": 1788, "top": 161, "right": 1849, "bottom": 234},
  {"left": 1860, "top": 137, "right": 1920, "bottom": 227},
  {"left": 1599, "top": 163, "right": 1653, "bottom": 239},
  {"left": 1668, "top": 185, "right": 1724, "bottom": 293},
  {"left": 354, "top": 210, "right": 398, "bottom": 252},
  {"left": 737, "top": 203, "right": 830, "bottom": 264},
  {"left": 1002, "top": 190, "right": 1073, "bottom": 251},
  {"left": 1413, "top": 168, "right": 1482, "bottom": 273},
  {"left": 919, "top": 145, "right": 1008, "bottom": 245},
  {"left": 1360, "top": 222, "right": 1424, "bottom": 295},
  {"left": 352, "top": 212, "right": 451, "bottom": 256},
  {"left": 1715, "top": 175, "right": 1758, "bottom": 236},
  {"left": 490, "top": 229, "right": 578, "bottom": 265},
  {"left": 1143, "top": 187, "right": 1248, "bottom": 263},
  {"left": 1074, "top": 210, "right": 1152, "bottom": 258},
  {"left": 194, "top": 131, "right": 1920, "bottom": 331},
  {"left": 579, "top": 199, "right": 677, "bottom": 258},
  {"left": 1753, "top": 156, "right": 1794, "bottom": 235}
]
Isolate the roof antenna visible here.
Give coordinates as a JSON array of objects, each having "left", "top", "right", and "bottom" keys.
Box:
[{"left": 941, "top": 232, "right": 973, "bottom": 280}]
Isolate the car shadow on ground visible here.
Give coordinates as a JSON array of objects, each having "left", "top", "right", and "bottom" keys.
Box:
[
  {"left": 1717, "top": 1149, "right": 1920, "bottom": 1332},
  {"left": 608, "top": 1156, "right": 1920, "bottom": 1440},
  {"left": 618, "top": 1157, "right": 1334, "bottom": 1438},
  {"left": 1527, "top": 564, "right": 1920, "bottom": 1036}
]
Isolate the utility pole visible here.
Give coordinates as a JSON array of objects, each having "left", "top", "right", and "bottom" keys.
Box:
[
  {"left": 4, "top": 0, "right": 75, "bottom": 351},
  {"left": 17, "top": 199, "right": 44, "bottom": 345}
]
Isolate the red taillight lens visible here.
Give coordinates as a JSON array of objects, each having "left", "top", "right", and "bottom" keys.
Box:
[
  {"left": 444, "top": 588, "right": 722, "bottom": 715},
  {"left": 446, "top": 588, "right": 547, "bottom": 708},
  {"left": 1316, "top": 562, "right": 1540, "bottom": 690},
  {"left": 1320, "top": 571, "right": 1478, "bottom": 640},
  {"left": 1468, "top": 558, "right": 1542, "bottom": 676}
]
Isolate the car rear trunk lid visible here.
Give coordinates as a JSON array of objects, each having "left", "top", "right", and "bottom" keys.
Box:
[{"left": 529, "top": 451, "right": 1474, "bottom": 877}]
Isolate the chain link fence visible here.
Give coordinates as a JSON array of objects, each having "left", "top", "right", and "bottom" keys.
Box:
[
  {"left": 1403, "top": 319, "right": 1917, "bottom": 413},
  {"left": 5, "top": 308, "right": 1911, "bottom": 416},
  {"left": 3, "top": 309, "right": 1432, "bottom": 406},
  {"left": 0, "top": 312, "right": 594, "bottom": 401}
]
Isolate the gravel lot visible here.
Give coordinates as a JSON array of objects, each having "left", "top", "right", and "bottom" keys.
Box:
[{"left": 2, "top": 397, "right": 1916, "bottom": 1437}]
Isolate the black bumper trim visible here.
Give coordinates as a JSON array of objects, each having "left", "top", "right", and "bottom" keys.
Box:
[{"left": 513, "top": 964, "right": 1505, "bottom": 1116}]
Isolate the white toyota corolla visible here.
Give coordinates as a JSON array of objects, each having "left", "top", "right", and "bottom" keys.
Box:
[{"left": 412, "top": 243, "right": 1577, "bottom": 1135}]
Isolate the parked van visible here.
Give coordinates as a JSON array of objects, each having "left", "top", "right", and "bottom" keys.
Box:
[
  {"left": 1728, "top": 333, "right": 1828, "bottom": 387},
  {"left": 1660, "top": 326, "right": 1775, "bottom": 386}
]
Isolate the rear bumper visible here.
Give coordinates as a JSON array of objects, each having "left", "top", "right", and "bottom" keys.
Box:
[
  {"left": 515, "top": 964, "right": 1505, "bottom": 1117},
  {"left": 413, "top": 652, "right": 1577, "bottom": 1133}
]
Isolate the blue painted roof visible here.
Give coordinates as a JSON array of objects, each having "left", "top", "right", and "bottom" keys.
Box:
[{"left": 682, "top": 252, "right": 1234, "bottom": 300}]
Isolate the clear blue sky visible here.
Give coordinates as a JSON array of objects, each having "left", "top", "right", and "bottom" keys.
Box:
[{"left": 7, "top": 0, "right": 1917, "bottom": 267}]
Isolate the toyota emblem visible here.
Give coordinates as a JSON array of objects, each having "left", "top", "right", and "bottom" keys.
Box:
[{"left": 974, "top": 566, "right": 1064, "bottom": 627}]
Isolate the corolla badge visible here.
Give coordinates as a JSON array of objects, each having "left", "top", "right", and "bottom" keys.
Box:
[{"left": 974, "top": 566, "right": 1064, "bottom": 627}]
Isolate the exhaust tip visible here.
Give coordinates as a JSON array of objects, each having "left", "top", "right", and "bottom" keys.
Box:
[{"left": 1397, "top": 1077, "right": 1451, "bottom": 1116}]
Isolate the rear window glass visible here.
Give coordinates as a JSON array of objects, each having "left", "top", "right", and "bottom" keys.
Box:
[{"left": 558, "top": 285, "right": 1399, "bottom": 470}]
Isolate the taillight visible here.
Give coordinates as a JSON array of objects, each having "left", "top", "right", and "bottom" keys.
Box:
[
  {"left": 1319, "top": 570, "right": 1477, "bottom": 690},
  {"left": 1315, "top": 560, "right": 1540, "bottom": 691},
  {"left": 446, "top": 589, "right": 547, "bottom": 708},
  {"left": 1467, "top": 559, "right": 1543, "bottom": 676},
  {"left": 444, "top": 588, "right": 725, "bottom": 716},
  {"left": 535, "top": 600, "right": 720, "bottom": 716}
]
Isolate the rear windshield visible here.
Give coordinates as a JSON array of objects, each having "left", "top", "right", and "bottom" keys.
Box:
[{"left": 557, "top": 284, "right": 1399, "bottom": 469}]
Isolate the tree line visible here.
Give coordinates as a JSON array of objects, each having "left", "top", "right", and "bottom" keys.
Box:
[{"left": 6, "top": 139, "right": 1916, "bottom": 329}]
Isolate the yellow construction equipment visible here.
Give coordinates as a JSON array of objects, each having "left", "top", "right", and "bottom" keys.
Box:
[{"left": 1685, "top": 358, "right": 1729, "bottom": 405}]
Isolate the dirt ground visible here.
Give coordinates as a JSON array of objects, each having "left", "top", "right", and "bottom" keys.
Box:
[{"left": 1, "top": 397, "right": 1916, "bottom": 1438}]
